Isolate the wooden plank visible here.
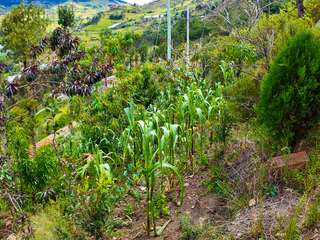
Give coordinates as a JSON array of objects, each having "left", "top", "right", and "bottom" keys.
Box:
[{"left": 269, "top": 151, "right": 309, "bottom": 171}]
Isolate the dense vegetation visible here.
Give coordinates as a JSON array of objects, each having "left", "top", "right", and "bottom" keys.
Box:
[{"left": 1, "top": 0, "right": 320, "bottom": 239}]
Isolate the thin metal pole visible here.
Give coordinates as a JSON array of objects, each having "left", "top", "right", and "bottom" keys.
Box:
[
  {"left": 167, "top": 0, "right": 171, "bottom": 60},
  {"left": 186, "top": 5, "right": 189, "bottom": 72}
]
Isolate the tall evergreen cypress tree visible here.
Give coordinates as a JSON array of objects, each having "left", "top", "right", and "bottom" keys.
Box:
[{"left": 257, "top": 31, "right": 320, "bottom": 149}]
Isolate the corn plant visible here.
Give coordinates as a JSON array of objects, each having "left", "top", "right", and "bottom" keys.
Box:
[
  {"left": 195, "top": 108, "right": 204, "bottom": 163},
  {"left": 178, "top": 123, "right": 191, "bottom": 167},
  {"left": 207, "top": 83, "right": 224, "bottom": 145},
  {"left": 137, "top": 120, "right": 185, "bottom": 236},
  {"left": 183, "top": 91, "right": 195, "bottom": 151},
  {"left": 123, "top": 101, "right": 138, "bottom": 166},
  {"left": 78, "top": 145, "right": 112, "bottom": 182},
  {"left": 161, "top": 123, "right": 179, "bottom": 188},
  {"left": 219, "top": 60, "right": 235, "bottom": 86},
  {"left": 123, "top": 103, "right": 185, "bottom": 236}
]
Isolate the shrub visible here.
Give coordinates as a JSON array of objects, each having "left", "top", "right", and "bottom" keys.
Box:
[
  {"left": 55, "top": 112, "right": 70, "bottom": 129},
  {"left": 257, "top": 31, "right": 320, "bottom": 149},
  {"left": 223, "top": 75, "right": 259, "bottom": 120}
]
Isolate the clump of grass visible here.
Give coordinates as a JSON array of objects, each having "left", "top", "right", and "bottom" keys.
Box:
[
  {"left": 31, "top": 204, "right": 74, "bottom": 240},
  {"left": 276, "top": 191, "right": 308, "bottom": 240},
  {"left": 250, "top": 203, "right": 264, "bottom": 239},
  {"left": 305, "top": 193, "right": 320, "bottom": 228}
]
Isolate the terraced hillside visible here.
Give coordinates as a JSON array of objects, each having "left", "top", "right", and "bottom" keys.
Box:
[
  {"left": 0, "top": 0, "right": 128, "bottom": 8},
  {"left": 77, "top": 0, "right": 225, "bottom": 45}
]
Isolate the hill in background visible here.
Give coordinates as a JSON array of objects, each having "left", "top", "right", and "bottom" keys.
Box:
[{"left": 0, "top": 0, "right": 128, "bottom": 9}]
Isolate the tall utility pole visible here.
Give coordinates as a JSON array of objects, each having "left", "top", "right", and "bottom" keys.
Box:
[
  {"left": 186, "top": 5, "right": 189, "bottom": 72},
  {"left": 167, "top": 0, "right": 171, "bottom": 60}
]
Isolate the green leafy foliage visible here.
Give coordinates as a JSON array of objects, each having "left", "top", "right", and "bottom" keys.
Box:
[
  {"left": 4, "top": 1, "right": 320, "bottom": 238},
  {"left": 179, "top": 213, "right": 201, "bottom": 240},
  {"left": 257, "top": 31, "right": 320, "bottom": 148},
  {"left": 67, "top": 174, "right": 123, "bottom": 238},
  {"left": 171, "top": 18, "right": 212, "bottom": 47},
  {"left": 201, "top": 165, "right": 231, "bottom": 197},
  {"left": 57, "top": 4, "right": 75, "bottom": 30},
  {"left": 152, "top": 193, "right": 170, "bottom": 219},
  {"left": 263, "top": 184, "right": 278, "bottom": 197},
  {"left": 0, "top": 3, "right": 49, "bottom": 67}
]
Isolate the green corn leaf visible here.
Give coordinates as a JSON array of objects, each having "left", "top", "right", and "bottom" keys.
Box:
[
  {"left": 148, "top": 162, "right": 185, "bottom": 216},
  {"left": 156, "top": 219, "right": 171, "bottom": 236}
]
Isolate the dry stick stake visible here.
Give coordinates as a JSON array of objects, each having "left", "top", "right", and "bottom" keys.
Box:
[{"left": 129, "top": 226, "right": 143, "bottom": 240}]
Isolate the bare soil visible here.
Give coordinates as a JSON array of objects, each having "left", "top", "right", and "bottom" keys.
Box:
[
  {"left": 112, "top": 169, "right": 222, "bottom": 240},
  {"left": 109, "top": 138, "right": 319, "bottom": 240}
]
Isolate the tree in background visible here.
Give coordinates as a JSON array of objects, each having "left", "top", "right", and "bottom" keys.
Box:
[
  {"left": 58, "top": 4, "right": 75, "bottom": 31},
  {"left": 257, "top": 31, "right": 320, "bottom": 149},
  {"left": 0, "top": 3, "right": 49, "bottom": 69},
  {"left": 138, "top": 43, "right": 148, "bottom": 63},
  {"left": 100, "top": 27, "right": 112, "bottom": 44},
  {"left": 128, "top": 47, "right": 136, "bottom": 68}
]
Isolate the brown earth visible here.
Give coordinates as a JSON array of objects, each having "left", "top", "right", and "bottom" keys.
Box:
[{"left": 108, "top": 136, "right": 319, "bottom": 240}]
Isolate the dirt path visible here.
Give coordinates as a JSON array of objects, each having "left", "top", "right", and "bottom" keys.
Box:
[{"left": 39, "top": 121, "right": 78, "bottom": 143}]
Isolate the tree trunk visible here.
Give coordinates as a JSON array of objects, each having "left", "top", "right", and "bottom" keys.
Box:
[
  {"left": 31, "top": 129, "right": 36, "bottom": 152},
  {"left": 296, "top": 0, "right": 305, "bottom": 18},
  {"left": 28, "top": 107, "right": 37, "bottom": 153},
  {"left": 69, "top": 110, "right": 74, "bottom": 134},
  {"left": 3, "top": 130, "right": 13, "bottom": 176},
  {"left": 23, "top": 60, "right": 27, "bottom": 69}
]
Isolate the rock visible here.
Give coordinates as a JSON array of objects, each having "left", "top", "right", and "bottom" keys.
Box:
[
  {"left": 140, "top": 186, "right": 146, "bottom": 191},
  {"left": 249, "top": 199, "right": 256, "bottom": 207},
  {"left": 184, "top": 183, "right": 190, "bottom": 187},
  {"left": 191, "top": 205, "right": 195, "bottom": 209},
  {"left": 7, "top": 235, "right": 17, "bottom": 240},
  {"left": 176, "top": 201, "right": 181, "bottom": 206},
  {"left": 237, "top": 233, "right": 242, "bottom": 237}
]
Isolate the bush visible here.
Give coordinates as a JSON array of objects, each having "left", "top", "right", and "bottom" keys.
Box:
[
  {"left": 257, "top": 31, "right": 320, "bottom": 149},
  {"left": 223, "top": 75, "right": 259, "bottom": 120},
  {"left": 55, "top": 112, "right": 71, "bottom": 129}
]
